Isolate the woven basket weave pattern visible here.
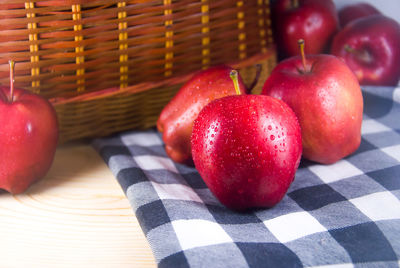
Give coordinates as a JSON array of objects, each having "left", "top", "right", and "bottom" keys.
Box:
[{"left": 0, "top": 0, "right": 276, "bottom": 142}]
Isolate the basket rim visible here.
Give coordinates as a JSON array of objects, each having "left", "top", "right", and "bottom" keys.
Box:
[{"left": 50, "top": 48, "right": 276, "bottom": 106}]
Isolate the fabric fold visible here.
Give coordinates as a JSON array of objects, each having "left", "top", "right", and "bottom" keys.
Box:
[{"left": 93, "top": 86, "right": 400, "bottom": 268}]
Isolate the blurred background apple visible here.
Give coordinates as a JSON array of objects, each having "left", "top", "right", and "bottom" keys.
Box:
[
  {"left": 338, "top": 2, "right": 380, "bottom": 28},
  {"left": 331, "top": 1, "right": 400, "bottom": 86},
  {"left": 271, "top": 0, "right": 400, "bottom": 85},
  {"left": 331, "top": 15, "right": 400, "bottom": 86},
  {"left": 333, "top": 0, "right": 400, "bottom": 24}
]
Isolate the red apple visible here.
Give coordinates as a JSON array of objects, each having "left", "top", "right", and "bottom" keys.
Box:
[
  {"left": 271, "top": 0, "right": 339, "bottom": 59},
  {"left": 191, "top": 71, "right": 302, "bottom": 210},
  {"left": 338, "top": 2, "right": 381, "bottom": 28},
  {"left": 262, "top": 40, "right": 363, "bottom": 164},
  {"left": 0, "top": 61, "right": 58, "bottom": 194},
  {"left": 331, "top": 15, "right": 400, "bottom": 86},
  {"left": 157, "top": 65, "right": 247, "bottom": 165}
]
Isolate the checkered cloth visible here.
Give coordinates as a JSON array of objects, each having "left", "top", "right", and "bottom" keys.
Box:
[{"left": 93, "top": 86, "right": 400, "bottom": 268}]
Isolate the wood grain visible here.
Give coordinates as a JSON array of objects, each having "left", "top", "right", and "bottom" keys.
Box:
[{"left": 0, "top": 143, "right": 156, "bottom": 268}]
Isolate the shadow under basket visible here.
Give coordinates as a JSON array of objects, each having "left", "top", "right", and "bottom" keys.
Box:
[{"left": 0, "top": 0, "right": 277, "bottom": 143}]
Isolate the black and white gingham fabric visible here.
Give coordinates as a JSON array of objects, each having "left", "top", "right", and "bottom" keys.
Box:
[{"left": 93, "top": 86, "right": 400, "bottom": 268}]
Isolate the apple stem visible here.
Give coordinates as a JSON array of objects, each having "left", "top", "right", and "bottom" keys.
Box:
[
  {"left": 298, "top": 39, "right": 307, "bottom": 72},
  {"left": 9, "top": 60, "right": 15, "bottom": 103},
  {"left": 292, "top": 0, "right": 299, "bottom": 8},
  {"left": 344, "top": 44, "right": 372, "bottom": 63},
  {"left": 247, "top": 64, "right": 262, "bottom": 94},
  {"left": 230, "top": 69, "right": 241, "bottom": 95},
  {"left": 344, "top": 44, "right": 359, "bottom": 55}
]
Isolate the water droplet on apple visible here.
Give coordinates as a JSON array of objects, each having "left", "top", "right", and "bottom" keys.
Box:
[
  {"left": 270, "top": 135, "right": 275, "bottom": 141},
  {"left": 268, "top": 125, "right": 272, "bottom": 130}
]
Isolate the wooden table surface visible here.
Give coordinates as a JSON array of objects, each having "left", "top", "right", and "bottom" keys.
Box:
[{"left": 0, "top": 142, "right": 157, "bottom": 268}]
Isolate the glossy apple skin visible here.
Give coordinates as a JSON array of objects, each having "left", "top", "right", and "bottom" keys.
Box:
[
  {"left": 331, "top": 15, "right": 400, "bottom": 86},
  {"left": 262, "top": 54, "right": 363, "bottom": 164},
  {"left": 0, "top": 87, "right": 58, "bottom": 194},
  {"left": 338, "top": 3, "right": 380, "bottom": 28},
  {"left": 191, "top": 95, "right": 302, "bottom": 210},
  {"left": 157, "top": 65, "right": 247, "bottom": 165},
  {"left": 271, "top": 0, "right": 339, "bottom": 58}
]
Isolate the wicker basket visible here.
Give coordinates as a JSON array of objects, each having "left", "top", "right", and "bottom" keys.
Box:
[{"left": 0, "top": 0, "right": 276, "bottom": 143}]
